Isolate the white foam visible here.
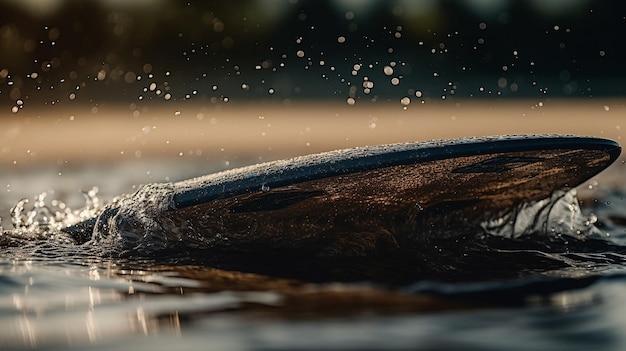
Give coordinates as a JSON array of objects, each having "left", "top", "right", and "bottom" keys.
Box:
[
  {"left": 91, "top": 182, "right": 176, "bottom": 250},
  {"left": 480, "top": 188, "right": 603, "bottom": 239}
]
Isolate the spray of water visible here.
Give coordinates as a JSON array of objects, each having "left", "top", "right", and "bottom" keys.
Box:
[
  {"left": 480, "top": 189, "right": 603, "bottom": 239},
  {"left": 2, "top": 187, "right": 102, "bottom": 242}
]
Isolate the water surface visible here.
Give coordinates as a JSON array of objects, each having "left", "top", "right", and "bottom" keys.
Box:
[{"left": 0, "top": 153, "right": 624, "bottom": 350}]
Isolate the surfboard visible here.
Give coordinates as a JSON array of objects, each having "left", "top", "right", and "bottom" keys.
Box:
[{"left": 64, "top": 135, "right": 621, "bottom": 260}]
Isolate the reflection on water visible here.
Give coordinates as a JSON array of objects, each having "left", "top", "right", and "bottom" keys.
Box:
[{"left": 2, "top": 258, "right": 626, "bottom": 350}]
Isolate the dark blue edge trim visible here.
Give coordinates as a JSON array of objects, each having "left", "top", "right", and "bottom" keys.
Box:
[{"left": 172, "top": 135, "right": 621, "bottom": 209}]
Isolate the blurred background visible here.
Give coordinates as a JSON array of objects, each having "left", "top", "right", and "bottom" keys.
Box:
[
  {"left": 0, "top": 0, "right": 624, "bottom": 175},
  {"left": 1, "top": 0, "right": 625, "bottom": 111}
]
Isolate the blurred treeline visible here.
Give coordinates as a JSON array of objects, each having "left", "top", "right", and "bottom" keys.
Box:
[{"left": 0, "top": 0, "right": 625, "bottom": 111}]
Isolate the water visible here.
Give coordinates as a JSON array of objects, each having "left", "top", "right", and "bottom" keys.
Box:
[{"left": 0, "top": 156, "right": 624, "bottom": 350}]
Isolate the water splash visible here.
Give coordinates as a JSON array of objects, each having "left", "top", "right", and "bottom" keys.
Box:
[
  {"left": 480, "top": 189, "right": 603, "bottom": 239},
  {"left": 3, "top": 187, "right": 102, "bottom": 242},
  {"left": 90, "top": 182, "right": 176, "bottom": 250}
]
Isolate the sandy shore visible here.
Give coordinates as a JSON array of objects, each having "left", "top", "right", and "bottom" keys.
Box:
[{"left": 1, "top": 99, "right": 624, "bottom": 168}]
